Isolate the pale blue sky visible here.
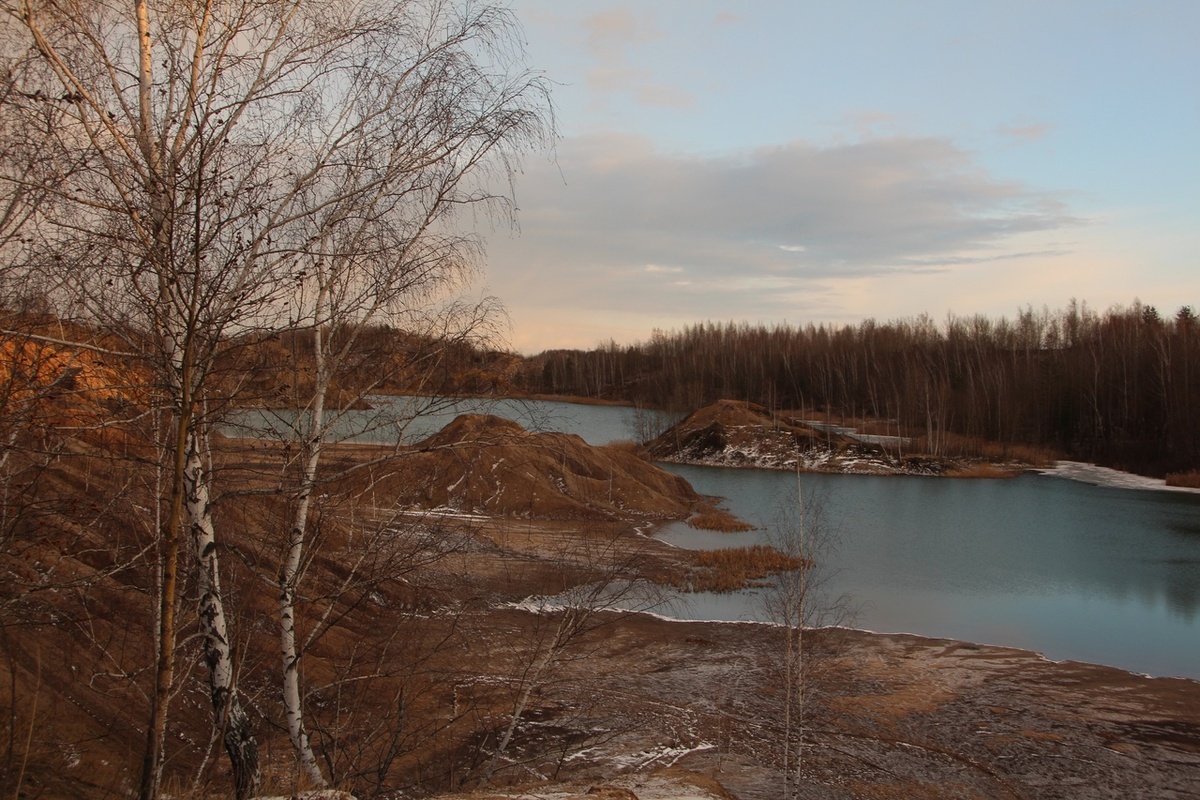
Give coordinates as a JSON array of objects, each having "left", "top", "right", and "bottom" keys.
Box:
[{"left": 484, "top": 1, "right": 1199, "bottom": 352}]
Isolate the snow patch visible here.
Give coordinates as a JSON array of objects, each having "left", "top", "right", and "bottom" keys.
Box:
[
  {"left": 1039, "top": 461, "right": 1200, "bottom": 494},
  {"left": 608, "top": 742, "right": 716, "bottom": 771}
]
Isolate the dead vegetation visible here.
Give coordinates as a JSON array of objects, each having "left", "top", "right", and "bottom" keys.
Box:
[
  {"left": 424, "top": 617, "right": 1200, "bottom": 800},
  {"left": 0, "top": 403, "right": 711, "bottom": 797},
  {"left": 5, "top": 408, "right": 1200, "bottom": 798},
  {"left": 648, "top": 400, "right": 1049, "bottom": 476},
  {"left": 686, "top": 499, "right": 755, "bottom": 532},
  {"left": 1166, "top": 470, "right": 1200, "bottom": 488},
  {"left": 670, "top": 545, "right": 808, "bottom": 594},
  {"left": 942, "top": 462, "right": 1022, "bottom": 479},
  {"left": 2, "top": 337, "right": 1195, "bottom": 798},
  {"left": 685, "top": 511, "right": 755, "bottom": 532},
  {"left": 909, "top": 430, "right": 1058, "bottom": 468},
  {"left": 391, "top": 414, "right": 701, "bottom": 520}
]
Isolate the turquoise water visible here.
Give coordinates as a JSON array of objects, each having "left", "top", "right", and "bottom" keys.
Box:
[
  {"left": 228, "top": 397, "right": 1200, "bottom": 679},
  {"left": 654, "top": 465, "right": 1200, "bottom": 679}
]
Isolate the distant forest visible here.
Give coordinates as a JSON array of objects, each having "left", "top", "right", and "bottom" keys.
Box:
[{"left": 515, "top": 301, "right": 1200, "bottom": 476}]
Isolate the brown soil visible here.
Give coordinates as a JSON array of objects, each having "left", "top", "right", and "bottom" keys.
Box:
[
  {"left": 645, "top": 400, "right": 824, "bottom": 466},
  {"left": 399, "top": 414, "right": 701, "bottom": 520},
  {"left": 0, "top": 413, "right": 707, "bottom": 798},
  {"left": 444, "top": 614, "right": 1200, "bottom": 800},
  {"left": 647, "top": 400, "right": 1029, "bottom": 477},
  {"left": 4, "top": 413, "right": 1198, "bottom": 799}
]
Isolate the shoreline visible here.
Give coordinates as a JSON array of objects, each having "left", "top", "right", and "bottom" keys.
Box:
[
  {"left": 471, "top": 609, "right": 1200, "bottom": 798},
  {"left": 1039, "top": 460, "right": 1200, "bottom": 494},
  {"left": 627, "top": 597, "right": 1200, "bottom": 684},
  {"left": 651, "top": 450, "right": 1029, "bottom": 478}
]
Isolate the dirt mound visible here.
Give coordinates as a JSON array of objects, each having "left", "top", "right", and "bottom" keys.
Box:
[
  {"left": 647, "top": 400, "right": 956, "bottom": 475},
  {"left": 401, "top": 414, "right": 701, "bottom": 520},
  {"left": 645, "top": 400, "right": 826, "bottom": 468}
]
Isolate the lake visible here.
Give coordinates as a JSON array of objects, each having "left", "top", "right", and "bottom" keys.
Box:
[
  {"left": 654, "top": 465, "right": 1200, "bottom": 680},
  {"left": 231, "top": 396, "right": 1200, "bottom": 680},
  {"left": 224, "top": 395, "right": 654, "bottom": 448}
]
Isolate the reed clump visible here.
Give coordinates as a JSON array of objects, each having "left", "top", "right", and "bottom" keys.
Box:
[
  {"left": 675, "top": 545, "right": 810, "bottom": 593},
  {"left": 911, "top": 431, "right": 1058, "bottom": 467},
  {"left": 602, "top": 439, "right": 643, "bottom": 457},
  {"left": 944, "top": 462, "right": 1023, "bottom": 479},
  {"left": 1166, "top": 470, "right": 1200, "bottom": 489},
  {"left": 686, "top": 500, "right": 754, "bottom": 532},
  {"left": 687, "top": 511, "right": 754, "bottom": 532}
]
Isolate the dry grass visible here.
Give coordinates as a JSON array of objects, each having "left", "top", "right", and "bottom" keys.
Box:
[
  {"left": 672, "top": 545, "right": 809, "bottom": 593},
  {"left": 686, "top": 500, "right": 754, "bottom": 532},
  {"left": 912, "top": 431, "right": 1058, "bottom": 467},
  {"left": 1166, "top": 471, "right": 1200, "bottom": 488},
  {"left": 781, "top": 408, "right": 1058, "bottom": 468},
  {"left": 944, "top": 462, "right": 1023, "bottom": 479},
  {"left": 602, "top": 439, "right": 643, "bottom": 457},
  {"left": 687, "top": 511, "right": 754, "bottom": 532}
]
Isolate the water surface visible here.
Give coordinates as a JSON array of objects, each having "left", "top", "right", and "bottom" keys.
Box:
[
  {"left": 225, "top": 395, "right": 646, "bottom": 446},
  {"left": 656, "top": 464, "right": 1200, "bottom": 679},
  {"left": 230, "top": 396, "right": 1200, "bottom": 679}
]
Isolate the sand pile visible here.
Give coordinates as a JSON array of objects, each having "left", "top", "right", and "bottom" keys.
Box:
[{"left": 400, "top": 414, "right": 701, "bottom": 520}]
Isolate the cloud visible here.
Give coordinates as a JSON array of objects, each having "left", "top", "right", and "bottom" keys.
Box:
[
  {"left": 584, "top": 7, "right": 651, "bottom": 53},
  {"left": 488, "top": 132, "right": 1081, "bottom": 348},
  {"left": 580, "top": 7, "right": 694, "bottom": 109},
  {"left": 586, "top": 66, "right": 647, "bottom": 94},
  {"left": 712, "top": 11, "right": 743, "bottom": 27}
]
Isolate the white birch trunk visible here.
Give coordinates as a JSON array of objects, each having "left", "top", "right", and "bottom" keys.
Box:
[
  {"left": 480, "top": 610, "right": 574, "bottom": 784},
  {"left": 279, "top": 305, "right": 329, "bottom": 789},
  {"left": 794, "top": 472, "right": 806, "bottom": 797},
  {"left": 185, "top": 431, "right": 261, "bottom": 799}
]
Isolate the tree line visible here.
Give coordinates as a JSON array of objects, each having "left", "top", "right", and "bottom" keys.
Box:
[{"left": 517, "top": 300, "right": 1200, "bottom": 476}]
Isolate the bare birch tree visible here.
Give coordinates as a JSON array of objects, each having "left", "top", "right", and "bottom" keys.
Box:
[
  {"left": 2, "top": 0, "right": 323, "bottom": 790},
  {"left": 4, "top": 0, "right": 550, "bottom": 794},
  {"left": 759, "top": 473, "right": 850, "bottom": 800},
  {"left": 247, "top": 3, "right": 549, "bottom": 787}
]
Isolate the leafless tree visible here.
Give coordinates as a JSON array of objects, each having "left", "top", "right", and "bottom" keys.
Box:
[
  {"left": 3, "top": 1, "right": 549, "bottom": 797},
  {"left": 475, "top": 526, "right": 663, "bottom": 785},
  {"left": 758, "top": 472, "right": 851, "bottom": 800},
  {"left": 242, "top": 2, "right": 549, "bottom": 787}
]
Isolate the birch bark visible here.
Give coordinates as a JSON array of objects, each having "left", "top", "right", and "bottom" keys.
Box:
[
  {"left": 279, "top": 285, "right": 330, "bottom": 788},
  {"left": 185, "top": 431, "right": 261, "bottom": 798}
]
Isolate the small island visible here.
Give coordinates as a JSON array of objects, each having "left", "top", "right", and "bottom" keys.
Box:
[{"left": 645, "top": 399, "right": 1033, "bottom": 477}]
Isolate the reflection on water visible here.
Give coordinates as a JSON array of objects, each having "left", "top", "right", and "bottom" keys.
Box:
[{"left": 656, "top": 465, "right": 1200, "bottom": 679}]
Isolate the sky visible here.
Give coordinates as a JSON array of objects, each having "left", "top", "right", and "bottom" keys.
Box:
[{"left": 480, "top": 1, "right": 1200, "bottom": 353}]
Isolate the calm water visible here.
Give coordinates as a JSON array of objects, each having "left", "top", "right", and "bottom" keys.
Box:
[
  {"left": 230, "top": 397, "right": 1200, "bottom": 679},
  {"left": 225, "top": 395, "right": 647, "bottom": 446},
  {"left": 655, "top": 465, "right": 1200, "bottom": 679}
]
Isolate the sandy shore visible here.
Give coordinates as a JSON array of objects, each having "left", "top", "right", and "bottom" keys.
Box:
[{"left": 460, "top": 609, "right": 1200, "bottom": 799}]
